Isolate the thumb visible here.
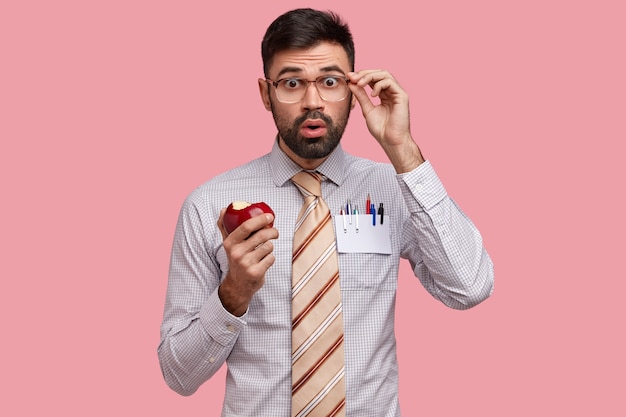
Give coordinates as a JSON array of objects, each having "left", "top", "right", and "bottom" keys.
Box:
[{"left": 349, "top": 83, "right": 375, "bottom": 116}]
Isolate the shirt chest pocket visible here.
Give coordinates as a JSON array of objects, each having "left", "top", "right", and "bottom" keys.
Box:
[{"left": 338, "top": 253, "right": 398, "bottom": 291}]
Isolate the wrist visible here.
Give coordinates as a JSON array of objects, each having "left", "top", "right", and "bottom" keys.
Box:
[
  {"left": 218, "top": 278, "right": 251, "bottom": 317},
  {"left": 382, "top": 136, "right": 425, "bottom": 173}
]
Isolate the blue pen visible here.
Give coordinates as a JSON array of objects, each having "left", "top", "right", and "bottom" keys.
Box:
[
  {"left": 370, "top": 203, "right": 376, "bottom": 226},
  {"left": 353, "top": 205, "right": 359, "bottom": 232}
]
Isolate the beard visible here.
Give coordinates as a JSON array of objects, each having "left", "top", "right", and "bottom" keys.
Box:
[{"left": 270, "top": 99, "right": 352, "bottom": 160}]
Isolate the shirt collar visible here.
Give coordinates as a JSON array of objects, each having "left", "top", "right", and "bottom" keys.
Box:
[{"left": 270, "top": 137, "right": 346, "bottom": 187}]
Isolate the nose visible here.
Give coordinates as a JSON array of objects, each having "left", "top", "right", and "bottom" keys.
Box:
[{"left": 301, "top": 81, "right": 324, "bottom": 111}]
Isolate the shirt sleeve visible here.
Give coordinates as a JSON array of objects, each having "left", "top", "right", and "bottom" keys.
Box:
[
  {"left": 157, "top": 193, "right": 246, "bottom": 396},
  {"left": 397, "top": 161, "right": 494, "bottom": 309}
]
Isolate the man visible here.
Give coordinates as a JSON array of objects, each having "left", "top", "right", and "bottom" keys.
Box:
[{"left": 158, "top": 8, "right": 494, "bottom": 416}]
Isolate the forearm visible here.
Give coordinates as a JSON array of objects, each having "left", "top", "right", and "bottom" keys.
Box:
[
  {"left": 158, "top": 195, "right": 245, "bottom": 395},
  {"left": 158, "top": 289, "right": 244, "bottom": 396},
  {"left": 381, "top": 134, "right": 425, "bottom": 174},
  {"left": 411, "top": 199, "right": 494, "bottom": 309},
  {"left": 399, "top": 162, "right": 494, "bottom": 309}
]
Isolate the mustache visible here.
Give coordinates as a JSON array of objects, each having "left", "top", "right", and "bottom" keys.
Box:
[{"left": 295, "top": 111, "right": 332, "bottom": 126}]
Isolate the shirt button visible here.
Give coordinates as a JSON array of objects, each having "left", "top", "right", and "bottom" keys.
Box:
[
  {"left": 208, "top": 357, "right": 216, "bottom": 363},
  {"left": 227, "top": 325, "right": 235, "bottom": 332},
  {"left": 415, "top": 184, "right": 424, "bottom": 191}
]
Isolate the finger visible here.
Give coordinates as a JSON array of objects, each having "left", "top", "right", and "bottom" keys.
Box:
[
  {"left": 350, "top": 70, "right": 399, "bottom": 98},
  {"left": 348, "top": 69, "right": 383, "bottom": 86},
  {"left": 227, "top": 236, "right": 274, "bottom": 271},
  {"left": 249, "top": 243, "right": 276, "bottom": 272},
  {"left": 348, "top": 82, "right": 375, "bottom": 115},
  {"left": 251, "top": 239, "right": 275, "bottom": 262},
  {"left": 217, "top": 208, "right": 228, "bottom": 239},
  {"left": 230, "top": 213, "right": 275, "bottom": 242},
  {"left": 245, "top": 227, "right": 279, "bottom": 252},
  {"left": 224, "top": 225, "right": 278, "bottom": 269},
  {"left": 349, "top": 69, "right": 392, "bottom": 86},
  {"left": 257, "top": 252, "right": 276, "bottom": 271},
  {"left": 370, "top": 77, "right": 394, "bottom": 98},
  {"left": 234, "top": 240, "right": 276, "bottom": 282}
]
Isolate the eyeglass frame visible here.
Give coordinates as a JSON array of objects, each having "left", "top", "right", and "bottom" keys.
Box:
[{"left": 264, "top": 75, "right": 351, "bottom": 103}]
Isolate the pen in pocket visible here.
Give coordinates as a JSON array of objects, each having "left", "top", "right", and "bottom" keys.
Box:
[
  {"left": 347, "top": 199, "right": 352, "bottom": 224},
  {"left": 340, "top": 207, "right": 347, "bottom": 232},
  {"left": 370, "top": 203, "right": 376, "bottom": 226}
]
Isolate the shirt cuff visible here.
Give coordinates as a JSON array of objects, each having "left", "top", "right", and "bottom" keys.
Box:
[
  {"left": 199, "top": 288, "right": 247, "bottom": 347},
  {"left": 397, "top": 160, "right": 448, "bottom": 212}
]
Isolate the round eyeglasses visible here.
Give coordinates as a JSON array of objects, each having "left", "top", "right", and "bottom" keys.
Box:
[{"left": 265, "top": 75, "right": 350, "bottom": 103}]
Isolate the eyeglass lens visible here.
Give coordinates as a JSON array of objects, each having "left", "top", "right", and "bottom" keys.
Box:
[{"left": 276, "top": 77, "right": 348, "bottom": 103}]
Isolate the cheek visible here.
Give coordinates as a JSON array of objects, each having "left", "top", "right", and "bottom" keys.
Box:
[
  {"left": 330, "top": 101, "right": 353, "bottom": 123},
  {"left": 270, "top": 108, "right": 294, "bottom": 133},
  {"left": 271, "top": 104, "right": 297, "bottom": 124}
]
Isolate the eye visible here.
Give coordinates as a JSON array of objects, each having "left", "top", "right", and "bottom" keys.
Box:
[
  {"left": 281, "top": 78, "right": 303, "bottom": 90},
  {"left": 320, "top": 77, "right": 340, "bottom": 88}
]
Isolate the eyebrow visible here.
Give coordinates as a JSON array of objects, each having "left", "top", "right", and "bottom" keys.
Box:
[{"left": 276, "top": 65, "right": 346, "bottom": 79}]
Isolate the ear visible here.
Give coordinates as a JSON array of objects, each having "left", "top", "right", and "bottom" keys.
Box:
[
  {"left": 258, "top": 78, "right": 272, "bottom": 111},
  {"left": 350, "top": 93, "right": 357, "bottom": 110}
]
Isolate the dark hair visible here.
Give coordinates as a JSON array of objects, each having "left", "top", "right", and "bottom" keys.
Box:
[{"left": 261, "top": 8, "right": 355, "bottom": 77}]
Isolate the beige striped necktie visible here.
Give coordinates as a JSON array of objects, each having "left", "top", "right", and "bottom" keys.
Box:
[{"left": 291, "top": 171, "right": 346, "bottom": 417}]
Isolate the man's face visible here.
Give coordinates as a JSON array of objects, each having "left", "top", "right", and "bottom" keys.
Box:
[{"left": 258, "top": 42, "right": 356, "bottom": 169}]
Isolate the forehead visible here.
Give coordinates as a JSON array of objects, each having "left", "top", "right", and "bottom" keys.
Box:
[{"left": 268, "top": 42, "right": 350, "bottom": 78}]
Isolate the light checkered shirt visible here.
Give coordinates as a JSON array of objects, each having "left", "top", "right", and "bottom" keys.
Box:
[{"left": 158, "top": 140, "right": 494, "bottom": 416}]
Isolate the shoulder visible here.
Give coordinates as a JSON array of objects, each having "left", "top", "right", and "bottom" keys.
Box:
[
  {"left": 181, "top": 153, "right": 272, "bottom": 212},
  {"left": 343, "top": 152, "right": 397, "bottom": 179},
  {"left": 193, "top": 154, "right": 271, "bottom": 193}
]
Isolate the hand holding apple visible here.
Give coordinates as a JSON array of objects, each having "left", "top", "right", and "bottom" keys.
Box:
[
  {"left": 218, "top": 200, "right": 277, "bottom": 316},
  {"left": 223, "top": 201, "right": 275, "bottom": 235}
]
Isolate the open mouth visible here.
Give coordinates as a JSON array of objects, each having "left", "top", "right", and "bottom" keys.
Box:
[
  {"left": 302, "top": 120, "right": 326, "bottom": 130},
  {"left": 300, "top": 120, "right": 327, "bottom": 138}
]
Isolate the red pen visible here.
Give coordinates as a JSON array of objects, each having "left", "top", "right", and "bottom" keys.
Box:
[{"left": 365, "top": 193, "right": 371, "bottom": 214}]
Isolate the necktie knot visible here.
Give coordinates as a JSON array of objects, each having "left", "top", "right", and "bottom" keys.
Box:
[{"left": 291, "top": 171, "right": 323, "bottom": 197}]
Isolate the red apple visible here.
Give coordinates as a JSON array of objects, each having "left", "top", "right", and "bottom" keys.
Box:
[{"left": 223, "top": 201, "right": 275, "bottom": 235}]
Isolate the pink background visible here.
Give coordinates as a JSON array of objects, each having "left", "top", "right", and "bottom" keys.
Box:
[{"left": 2, "top": 0, "right": 624, "bottom": 415}]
